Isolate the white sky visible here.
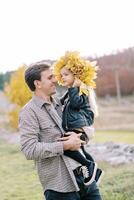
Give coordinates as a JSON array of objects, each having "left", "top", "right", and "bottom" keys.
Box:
[{"left": 0, "top": 0, "right": 134, "bottom": 73}]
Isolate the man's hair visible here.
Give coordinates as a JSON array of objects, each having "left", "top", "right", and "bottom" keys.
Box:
[{"left": 25, "top": 62, "right": 51, "bottom": 91}]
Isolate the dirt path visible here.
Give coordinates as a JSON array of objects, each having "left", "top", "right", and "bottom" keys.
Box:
[
  {"left": 0, "top": 128, "right": 20, "bottom": 144},
  {"left": 0, "top": 128, "right": 134, "bottom": 166}
]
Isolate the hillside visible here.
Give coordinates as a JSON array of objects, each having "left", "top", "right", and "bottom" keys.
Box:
[{"left": 0, "top": 47, "right": 134, "bottom": 96}]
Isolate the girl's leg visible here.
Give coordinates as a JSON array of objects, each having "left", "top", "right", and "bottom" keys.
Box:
[
  {"left": 81, "top": 145, "right": 94, "bottom": 162},
  {"left": 64, "top": 150, "right": 92, "bottom": 166},
  {"left": 64, "top": 149, "right": 97, "bottom": 185}
]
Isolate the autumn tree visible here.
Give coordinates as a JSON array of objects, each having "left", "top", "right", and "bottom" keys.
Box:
[{"left": 4, "top": 65, "right": 32, "bottom": 129}]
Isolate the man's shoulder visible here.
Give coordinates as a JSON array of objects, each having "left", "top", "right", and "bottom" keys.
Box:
[{"left": 20, "top": 98, "right": 35, "bottom": 114}]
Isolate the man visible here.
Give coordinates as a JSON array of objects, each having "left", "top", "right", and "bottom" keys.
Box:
[{"left": 19, "top": 62, "right": 102, "bottom": 200}]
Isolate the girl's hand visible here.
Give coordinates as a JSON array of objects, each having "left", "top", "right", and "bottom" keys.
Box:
[{"left": 72, "top": 78, "right": 81, "bottom": 87}]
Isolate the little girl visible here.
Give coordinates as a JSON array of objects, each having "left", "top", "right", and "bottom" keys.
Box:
[{"left": 54, "top": 51, "right": 103, "bottom": 185}]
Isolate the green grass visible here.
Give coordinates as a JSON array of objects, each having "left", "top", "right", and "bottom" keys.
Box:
[
  {"left": 99, "top": 162, "right": 134, "bottom": 200},
  {"left": 94, "top": 130, "right": 134, "bottom": 144},
  {"left": 0, "top": 140, "right": 43, "bottom": 200},
  {"left": 0, "top": 139, "right": 134, "bottom": 200}
]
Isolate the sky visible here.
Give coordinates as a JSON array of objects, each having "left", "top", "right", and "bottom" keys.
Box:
[{"left": 0, "top": 0, "right": 134, "bottom": 73}]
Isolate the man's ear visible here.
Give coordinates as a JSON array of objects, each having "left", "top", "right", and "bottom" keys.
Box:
[{"left": 34, "top": 80, "right": 41, "bottom": 89}]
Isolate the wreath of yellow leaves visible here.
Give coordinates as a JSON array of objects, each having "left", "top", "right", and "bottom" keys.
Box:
[{"left": 54, "top": 51, "right": 98, "bottom": 95}]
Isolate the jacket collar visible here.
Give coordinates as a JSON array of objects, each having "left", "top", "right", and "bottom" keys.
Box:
[{"left": 32, "top": 94, "right": 59, "bottom": 109}]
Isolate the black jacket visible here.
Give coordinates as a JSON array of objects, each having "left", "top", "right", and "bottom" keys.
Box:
[{"left": 60, "top": 87, "right": 94, "bottom": 131}]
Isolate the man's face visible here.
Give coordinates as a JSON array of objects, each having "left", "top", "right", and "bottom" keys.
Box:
[{"left": 36, "top": 69, "right": 57, "bottom": 96}]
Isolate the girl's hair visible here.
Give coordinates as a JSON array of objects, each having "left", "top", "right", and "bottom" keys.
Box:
[
  {"left": 54, "top": 51, "right": 98, "bottom": 89},
  {"left": 88, "top": 87, "right": 99, "bottom": 118}
]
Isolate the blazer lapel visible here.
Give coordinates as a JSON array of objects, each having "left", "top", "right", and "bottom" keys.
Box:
[{"left": 44, "top": 104, "right": 64, "bottom": 136}]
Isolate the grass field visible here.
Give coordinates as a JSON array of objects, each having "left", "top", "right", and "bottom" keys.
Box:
[
  {"left": 0, "top": 139, "right": 134, "bottom": 200},
  {"left": 0, "top": 140, "right": 43, "bottom": 200},
  {"left": 99, "top": 162, "right": 134, "bottom": 200},
  {"left": 0, "top": 93, "right": 134, "bottom": 199},
  {"left": 94, "top": 130, "right": 134, "bottom": 144}
]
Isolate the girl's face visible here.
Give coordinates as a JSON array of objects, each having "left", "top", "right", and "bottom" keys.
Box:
[{"left": 60, "top": 67, "right": 75, "bottom": 87}]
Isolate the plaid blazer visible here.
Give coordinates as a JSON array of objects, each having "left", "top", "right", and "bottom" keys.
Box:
[{"left": 19, "top": 95, "right": 80, "bottom": 193}]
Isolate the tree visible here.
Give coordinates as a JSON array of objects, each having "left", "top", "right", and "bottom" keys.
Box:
[
  {"left": 0, "top": 73, "right": 4, "bottom": 90},
  {"left": 0, "top": 71, "right": 14, "bottom": 91},
  {"left": 4, "top": 65, "right": 32, "bottom": 129}
]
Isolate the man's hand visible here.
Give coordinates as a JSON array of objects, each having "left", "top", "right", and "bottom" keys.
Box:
[{"left": 57, "top": 132, "right": 86, "bottom": 151}]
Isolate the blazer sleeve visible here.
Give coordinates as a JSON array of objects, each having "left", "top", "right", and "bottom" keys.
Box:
[{"left": 19, "top": 107, "right": 64, "bottom": 160}]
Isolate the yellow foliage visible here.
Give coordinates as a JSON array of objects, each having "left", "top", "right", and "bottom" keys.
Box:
[
  {"left": 5, "top": 65, "right": 32, "bottom": 107},
  {"left": 8, "top": 107, "right": 21, "bottom": 129},
  {"left": 54, "top": 51, "right": 98, "bottom": 88},
  {"left": 4, "top": 65, "right": 32, "bottom": 129},
  {"left": 54, "top": 51, "right": 98, "bottom": 95}
]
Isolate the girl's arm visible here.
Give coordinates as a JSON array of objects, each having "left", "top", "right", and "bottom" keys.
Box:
[{"left": 68, "top": 87, "right": 84, "bottom": 108}]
